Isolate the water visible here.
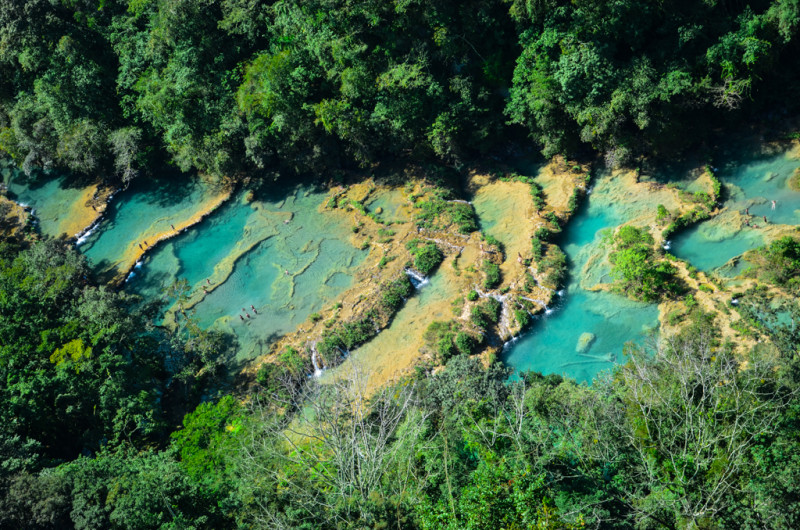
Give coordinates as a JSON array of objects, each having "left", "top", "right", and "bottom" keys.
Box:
[
  {"left": 128, "top": 184, "right": 368, "bottom": 365},
  {"left": 671, "top": 146, "right": 800, "bottom": 272},
  {"left": 1, "top": 163, "right": 98, "bottom": 238},
  {"left": 503, "top": 172, "right": 661, "bottom": 383},
  {"left": 80, "top": 176, "right": 222, "bottom": 279}
]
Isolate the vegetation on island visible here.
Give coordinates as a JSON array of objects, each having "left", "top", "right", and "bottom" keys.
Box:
[{"left": 608, "top": 225, "right": 682, "bottom": 302}]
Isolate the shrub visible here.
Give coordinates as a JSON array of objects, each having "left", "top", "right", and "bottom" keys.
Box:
[
  {"left": 467, "top": 289, "right": 479, "bottom": 302},
  {"left": 381, "top": 275, "right": 414, "bottom": 312},
  {"left": 656, "top": 204, "right": 669, "bottom": 223},
  {"left": 454, "top": 332, "right": 477, "bottom": 355},
  {"left": 406, "top": 239, "right": 444, "bottom": 275},
  {"left": 531, "top": 237, "right": 544, "bottom": 262},
  {"left": 609, "top": 225, "right": 681, "bottom": 302},
  {"left": 514, "top": 308, "right": 531, "bottom": 328},
  {"left": 482, "top": 261, "right": 501, "bottom": 289}
]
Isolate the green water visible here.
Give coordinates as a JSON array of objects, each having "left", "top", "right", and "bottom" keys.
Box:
[
  {"left": 503, "top": 174, "right": 660, "bottom": 383},
  {"left": 671, "top": 148, "right": 800, "bottom": 271},
  {"left": 80, "top": 176, "right": 212, "bottom": 276},
  {"left": 1, "top": 164, "right": 93, "bottom": 237},
  {"left": 128, "top": 185, "right": 368, "bottom": 365}
]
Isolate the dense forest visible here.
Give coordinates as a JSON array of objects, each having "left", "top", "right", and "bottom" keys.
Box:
[
  {"left": 1, "top": 0, "right": 800, "bottom": 180},
  {"left": 3, "top": 1, "right": 800, "bottom": 529}
]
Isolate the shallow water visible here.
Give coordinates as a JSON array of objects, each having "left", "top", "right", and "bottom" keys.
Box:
[
  {"left": 323, "top": 256, "right": 464, "bottom": 390},
  {"left": 128, "top": 185, "right": 368, "bottom": 365},
  {"left": 670, "top": 148, "right": 800, "bottom": 272},
  {"left": 1, "top": 164, "right": 96, "bottom": 238},
  {"left": 503, "top": 173, "right": 660, "bottom": 383},
  {"left": 80, "top": 176, "right": 219, "bottom": 278}
]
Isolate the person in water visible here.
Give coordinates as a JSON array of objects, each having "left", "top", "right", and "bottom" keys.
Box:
[
  {"left": 745, "top": 207, "right": 750, "bottom": 216},
  {"left": 206, "top": 278, "right": 211, "bottom": 285},
  {"left": 764, "top": 215, "right": 768, "bottom": 223},
  {"left": 239, "top": 314, "right": 244, "bottom": 321},
  {"left": 772, "top": 200, "right": 777, "bottom": 210}
]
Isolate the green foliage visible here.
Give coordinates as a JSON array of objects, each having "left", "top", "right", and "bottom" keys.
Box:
[
  {"left": 467, "top": 289, "right": 479, "bottom": 302},
  {"left": 507, "top": 0, "right": 800, "bottom": 163},
  {"left": 170, "top": 396, "right": 244, "bottom": 489},
  {"left": 0, "top": 241, "right": 166, "bottom": 460},
  {"left": 752, "top": 236, "right": 800, "bottom": 290},
  {"left": 381, "top": 275, "right": 414, "bottom": 312},
  {"left": 540, "top": 246, "right": 567, "bottom": 289},
  {"left": 656, "top": 204, "right": 670, "bottom": 222},
  {"left": 407, "top": 239, "right": 444, "bottom": 276},
  {"left": 424, "top": 321, "right": 460, "bottom": 363},
  {"left": 609, "top": 225, "right": 681, "bottom": 302},
  {"left": 481, "top": 260, "right": 501, "bottom": 289}
]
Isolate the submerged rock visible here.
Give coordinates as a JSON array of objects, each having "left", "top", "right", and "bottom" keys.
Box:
[{"left": 576, "top": 332, "right": 596, "bottom": 353}]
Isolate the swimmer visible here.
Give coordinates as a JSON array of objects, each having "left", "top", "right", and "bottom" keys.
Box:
[
  {"left": 143, "top": 240, "right": 148, "bottom": 246},
  {"left": 242, "top": 308, "right": 246, "bottom": 312},
  {"left": 246, "top": 312, "right": 251, "bottom": 318},
  {"left": 206, "top": 278, "right": 211, "bottom": 285},
  {"left": 239, "top": 315, "right": 244, "bottom": 321},
  {"left": 771, "top": 200, "right": 776, "bottom": 210},
  {"left": 745, "top": 207, "right": 749, "bottom": 216},
  {"left": 284, "top": 219, "right": 290, "bottom": 224},
  {"left": 203, "top": 287, "right": 208, "bottom": 293},
  {"left": 764, "top": 215, "right": 768, "bottom": 223},
  {"left": 285, "top": 270, "right": 290, "bottom": 275},
  {"left": 171, "top": 224, "right": 176, "bottom": 230},
  {"left": 138, "top": 243, "right": 143, "bottom": 250}
]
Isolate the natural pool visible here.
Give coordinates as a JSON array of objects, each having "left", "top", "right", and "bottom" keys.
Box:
[
  {"left": 503, "top": 172, "right": 662, "bottom": 383},
  {"left": 128, "top": 184, "right": 368, "bottom": 365},
  {"left": 670, "top": 146, "right": 800, "bottom": 272},
  {"left": 80, "top": 175, "right": 227, "bottom": 280},
  {"left": 1, "top": 164, "right": 98, "bottom": 238}
]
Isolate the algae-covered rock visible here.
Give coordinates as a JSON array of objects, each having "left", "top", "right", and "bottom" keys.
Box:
[
  {"left": 576, "top": 332, "right": 596, "bottom": 353},
  {"left": 789, "top": 168, "right": 800, "bottom": 191},
  {"left": 375, "top": 206, "right": 383, "bottom": 214}
]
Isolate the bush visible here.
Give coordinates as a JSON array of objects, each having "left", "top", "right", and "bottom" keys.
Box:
[
  {"left": 424, "top": 321, "right": 459, "bottom": 363},
  {"left": 406, "top": 239, "right": 444, "bottom": 275},
  {"left": 540, "top": 246, "right": 567, "bottom": 289},
  {"left": 514, "top": 308, "right": 531, "bottom": 328},
  {"left": 448, "top": 202, "right": 479, "bottom": 233},
  {"left": 531, "top": 236, "right": 544, "bottom": 262},
  {"left": 609, "top": 225, "right": 681, "bottom": 302},
  {"left": 454, "top": 332, "right": 477, "bottom": 355},
  {"left": 381, "top": 275, "right": 414, "bottom": 312},
  {"left": 656, "top": 204, "right": 669, "bottom": 223},
  {"left": 467, "top": 289, "right": 479, "bottom": 302},
  {"left": 482, "top": 261, "right": 501, "bottom": 289}
]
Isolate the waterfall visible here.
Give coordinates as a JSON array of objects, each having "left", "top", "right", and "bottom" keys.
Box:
[
  {"left": 404, "top": 268, "right": 429, "bottom": 288},
  {"left": 311, "top": 348, "right": 324, "bottom": 377}
]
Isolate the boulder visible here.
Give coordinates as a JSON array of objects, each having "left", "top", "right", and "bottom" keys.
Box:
[{"left": 576, "top": 332, "right": 596, "bottom": 353}]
